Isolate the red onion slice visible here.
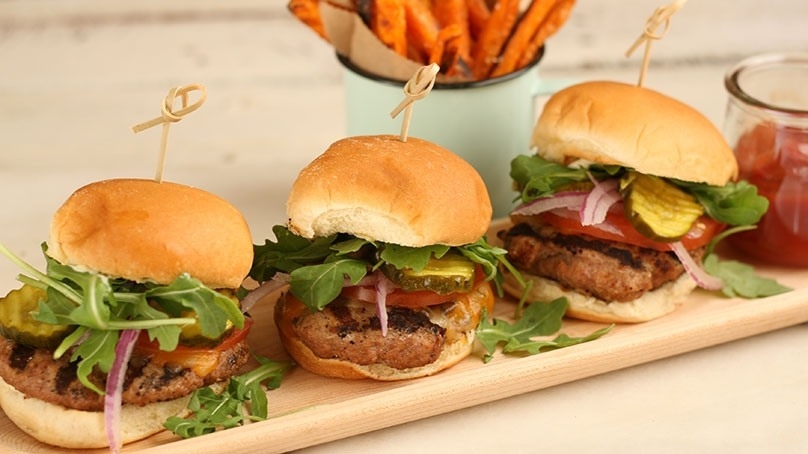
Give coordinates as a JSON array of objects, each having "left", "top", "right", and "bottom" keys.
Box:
[
  {"left": 241, "top": 273, "right": 290, "bottom": 313},
  {"left": 512, "top": 191, "right": 588, "bottom": 216},
  {"left": 105, "top": 329, "right": 140, "bottom": 453},
  {"left": 580, "top": 177, "right": 621, "bottom": 226},
  {"left": 374, "top": 273, "right": 396, "bottom": 337},
  {"left": 669, "top": 241, "right": 724, "bottom": 291}
]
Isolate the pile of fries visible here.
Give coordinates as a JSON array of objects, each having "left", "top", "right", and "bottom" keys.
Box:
[{"left": 289, "top": 0, "right": 575, "bottom": 81}]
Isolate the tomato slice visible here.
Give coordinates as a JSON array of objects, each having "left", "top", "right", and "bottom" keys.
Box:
[
  {"left": 340, "top": 267, "right": 486, "bottom": 308},
  {"left": 135, "top": 316, "right": 253, "bottom": 354},
  {"left": 340, "top": 285, "right": 462, "bottom": 308},
  {"left": 538, "top": 210, "right": 723, "bottom": 251},
  {"left": 134, "top": 317, "right": 253, "bottom": 378}
]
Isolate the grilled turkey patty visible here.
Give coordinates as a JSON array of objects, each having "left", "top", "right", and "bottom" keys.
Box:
[
  {"left": 0, "top": 334, "right": 250, "bottom": 412},
  {"left": 284, "top": 288, "right": 490, "bottom": 371},
  {"left": 500, "top": 222, "right": 703, "bottom": 302}
]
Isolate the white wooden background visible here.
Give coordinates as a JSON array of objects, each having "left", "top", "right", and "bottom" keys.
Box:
[{"left": 0, "top": 1, "right": 807, "bottom": 453}]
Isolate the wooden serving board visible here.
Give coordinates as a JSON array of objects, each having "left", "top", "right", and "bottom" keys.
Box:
[{"left": 1, "top": 221, "right": 807, "bottom": 453}]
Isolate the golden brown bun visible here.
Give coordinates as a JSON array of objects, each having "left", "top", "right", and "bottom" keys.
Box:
[
  {"left": 275, "top": 280, "right": 494, "bottom": 380},
  {"left": 503, "top": 270, "right": 696, "bottom": 323},
  {"left": 0, "top": 376, "right": 189, "bottom": 449},
  {"left": 48, "top": 178, "right": 253, "bottom": 288},
  {"left": 532, "top": 81, "right": 737, "bottom": 186},
  {"left": 286, "top": 135, "right": 492, "bottom": 247}
]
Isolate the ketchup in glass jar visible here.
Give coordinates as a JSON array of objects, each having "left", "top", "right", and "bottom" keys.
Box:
[{"left": 724, "top": 53, "right": 808, "bottom": 267}]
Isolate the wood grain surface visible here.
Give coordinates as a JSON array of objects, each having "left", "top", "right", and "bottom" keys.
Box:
[{"left": 1, "top": 221, "right": 805, "bottom": 453}]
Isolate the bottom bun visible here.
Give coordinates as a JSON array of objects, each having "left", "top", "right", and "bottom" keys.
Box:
[
  {"left": 503, "top": 271, "right": 697, "bottom": 323},
  {"left": 0, "top": 376, "right": 190, "bottom": 449}
]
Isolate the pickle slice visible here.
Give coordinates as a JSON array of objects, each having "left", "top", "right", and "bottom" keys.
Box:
[
  {"left": 178, "top": 290, "right": 238, "bottom": 347},
  {"left": 0, "top": 284, "right": 74, "bottom": 349},
  {"left": 382, "top": 253, "right": 476, "bottom": 294},
  {"left": 620, "top": 172, "right": 704, "bottom": 242},
  {"left": 179, "top": 316, "right": 235, "bottom": 347}
]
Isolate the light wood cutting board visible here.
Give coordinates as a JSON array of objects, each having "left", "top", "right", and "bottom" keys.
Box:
[{"left": 1, "top": 221, "right": 806, "bottom": 453}]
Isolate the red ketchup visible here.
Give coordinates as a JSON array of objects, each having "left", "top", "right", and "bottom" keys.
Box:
[
  {"left": 723, "top": 52, "right": 808, "bottom": 267},
  {"left": 728, "top": 122, "right": 808, "bottom": 266}
]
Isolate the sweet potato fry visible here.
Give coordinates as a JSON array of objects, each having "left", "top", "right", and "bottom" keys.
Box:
[
  {"left": 429, "top": 23, "right": 461, "bottom": 66},
  {"left": 465, "top": 0, "right": 490, "bottom": 40},
  {"left": 470, "top": 0, "right": 520, "bottom": 80},
  {"left": 516, "top": 0, "right": 575, "bottom": 69},
  {"left": 491, "top": 0, "right": 558, "bottom": 77},
  {"left": 288, "top": 0, "right": 328, "bottom": 41},
  {"left": 404, "top": 0, "right": 440, "bottom": 63},
  {"left": 370, "top": 0, "right": 408, "bottom": 57},
  {"left": 432, "top": 0, "right": 471, "bottom": 75},
  {"left": 357, "top": 0, "right": 373, "bottom": 25}
]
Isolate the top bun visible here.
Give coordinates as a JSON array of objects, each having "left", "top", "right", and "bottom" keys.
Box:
[
  {"left": 532, "top": 81, "right": 737, "bottom": 186},
  {"left": 48, "top": 179, "right": 253, "bottom": 288},
  {"left": 286, "top": 135, "right": 492, "bottom": 247}
]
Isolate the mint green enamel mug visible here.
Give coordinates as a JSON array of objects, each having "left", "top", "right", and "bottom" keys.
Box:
[{"left": 339, "top": 50, "right": 548, "bottom": 219}]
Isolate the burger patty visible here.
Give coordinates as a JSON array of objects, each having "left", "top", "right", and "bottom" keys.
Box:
[
  {"left": 292, "top": 299, "right": 446, "bottom": 370},
  {"left": 500, "top": 222, "right": 703, "bottom": 302},
  {"left": 0, "top": 334, "right": 250, "bottom": 412}
]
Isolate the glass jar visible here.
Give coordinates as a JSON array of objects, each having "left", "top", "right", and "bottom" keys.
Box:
[{"left": 723, "top": 52, "right": 808, "bottom": 267}]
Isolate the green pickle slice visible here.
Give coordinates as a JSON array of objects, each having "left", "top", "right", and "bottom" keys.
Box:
[
  {"left": 0, "top": 284, "right": 74, "bottom": 348},
  {"left": 178, "top": 290, "right": 239, "bottom": 347},
  {"left": 383, "top": 253, "right": 476, "bottom": 294},
  {"left": 620, "top": 172, "right": 704, "bottom": 242},
  {"left": 179, "top": 316, "right": 234, "bottom": 347}
]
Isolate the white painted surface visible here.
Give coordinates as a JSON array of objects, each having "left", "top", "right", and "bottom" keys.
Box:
[{"left": 0, "top": 1, "right": 806, "bottom": 452}]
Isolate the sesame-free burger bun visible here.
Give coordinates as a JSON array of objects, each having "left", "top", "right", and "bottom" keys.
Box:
[
  {"left": 0, "top": 376, "right": 190, "bottom": 449},
  {"left": 532, "top": 81, "right": 738, "bottom": 186},
  {"left": 48, "top": 178, "right": 253, "bottom": 289},
  {"left": 502, "top": 270, "right": 697, "bottom": 324},
  {"left": 286, "top": 135, "right": 493, "bottom": 247}
]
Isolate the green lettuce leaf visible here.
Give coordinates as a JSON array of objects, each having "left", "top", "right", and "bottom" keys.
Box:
[
  {"left": 510, "top": 154, "right": 769, "bottom": 227},
  {"left": 251, "top": 226, "right": 513, "bottom": 312},
  {"left": 164, "top": 356, "right": 292, "bottom": 438},
  {"left": 675, "top": 179, "right": 769, "bottom": 226},
  {"left": 476, "top": 297, "right": 614, "bottom": 363},
  {"left": 1, "top": 243, "right": 243, "bottom": 396}
]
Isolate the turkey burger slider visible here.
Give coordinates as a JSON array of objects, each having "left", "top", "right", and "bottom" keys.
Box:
[
  {"left": 250, "top": 135, "right": 508, "bottom": 380},
  {"left": 0, "top": 178, "right": 254, "bottom": 450},
  {"left": 500, "top": 81, "right": 769, "bottom": 323}
]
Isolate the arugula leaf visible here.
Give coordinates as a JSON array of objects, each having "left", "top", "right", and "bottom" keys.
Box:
[
  {"left": 289, "top": 258, "right": 368, "bottom": 311},
  {"left": 379, "top": 244, "right": 450, "bottom": 271},
  {"left": 249, "top": 225, "right": 338, "bottom": 281},
  {"left": 148, "top": 275, "right": 245, "bottom": 334},
  {"left": 510, "top": 154, "right": 622, "bottom": 202},
  {"left": 675, "top": 179, "right": 769, "bottom": 226},
  {"left": 130, "top": 296, "right": 183, "bottom": 352},
  {"left": 458, "top": 237, "right": 512, "bottom": 295},
  {"left": 331, "top": 237, "right": 373, "bottom": 256},
  {"left": 164, "top": 356, "right": 292, "bottom": 438},
  {"left": 1, "top": 243, "right": 244, "bottom": 397},
  {"left": 703, "top": 255, "right": 791, "bottom": 298},
  {"left": 700, "top": 226, "right": 792, "bottom": 298},
  {"left": 510, "top": 154, "right": 590, "bottom": 201},
  {"left": 251, "top": 226, "right": 512, "bottom": 312},
  {"left": 510, "top": 154, "right": 770, "bottom": 228},
  {"left": 71, "top": 328, "right": 119, "bottom": 394},
  {"left": 45, "top": 257, "right": 114, "bottom": 329},
  {"left": 476, "top": 298, "right": 613, "bottom": 363}
]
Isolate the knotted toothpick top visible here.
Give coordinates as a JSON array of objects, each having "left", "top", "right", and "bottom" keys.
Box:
[
  {"left": 132, "top": 84, "right": 207, "bottom": 182},
  {"left": 625, "top": 0, "right": 688, "bottom": 87},
  {"left": 390, "top": 63, "right": 440, "bottom": 142}
]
